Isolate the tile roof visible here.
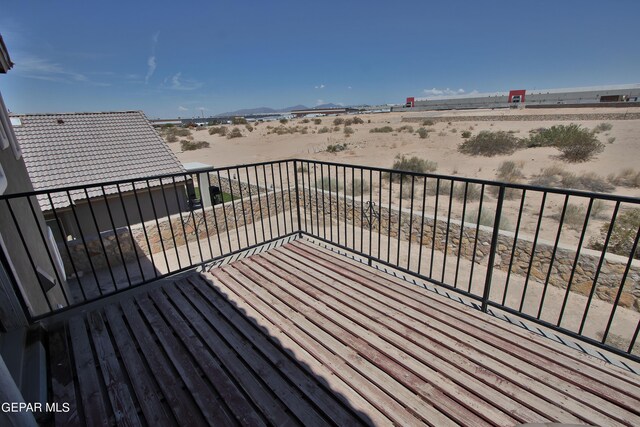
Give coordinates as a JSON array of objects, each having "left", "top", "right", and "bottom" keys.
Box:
[{"left": 12, "top": 111, "right": 186, "bottom": 210}]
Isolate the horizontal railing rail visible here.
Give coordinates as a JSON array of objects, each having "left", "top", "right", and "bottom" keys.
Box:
[{"left": 1, "top": 158, "right": 639, "bottom": 362}]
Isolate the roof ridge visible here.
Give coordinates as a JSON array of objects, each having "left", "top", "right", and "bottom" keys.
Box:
[{"left": 11, "top": 110, "right": 144, "bottom": 117}]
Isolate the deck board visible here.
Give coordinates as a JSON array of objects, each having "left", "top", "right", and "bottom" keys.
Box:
[{"left": 48, "top": 239, "right": 640, "bottom": 426}]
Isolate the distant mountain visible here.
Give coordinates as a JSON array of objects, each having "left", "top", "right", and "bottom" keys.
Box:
[{"left": 216, "top": 103, "right": 347, "bottom": 116}]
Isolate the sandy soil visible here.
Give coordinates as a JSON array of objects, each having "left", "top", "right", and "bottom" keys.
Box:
[{"left": 170, "top": 107, "right": 640, "bottom": 201}]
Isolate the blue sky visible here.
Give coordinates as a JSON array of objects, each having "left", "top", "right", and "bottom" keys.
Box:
[{"left": 1, "top": 0, "right": 639, "bottom": 118}]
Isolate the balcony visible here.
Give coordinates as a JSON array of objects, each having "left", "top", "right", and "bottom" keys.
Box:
[{"left": 1, "top": 159, "right": 640, "bottom": 425}]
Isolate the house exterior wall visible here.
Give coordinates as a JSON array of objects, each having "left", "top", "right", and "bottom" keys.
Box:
[
  {"left": 46, "top": 185, "right": 188, "bottom": 242},
  {"left": 0, "top": 92, "right": 68, "bottom": 325}
]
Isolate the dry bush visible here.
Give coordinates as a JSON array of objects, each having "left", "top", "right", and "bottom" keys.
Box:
[
  {"left": 326, "top": 143, "right": 348, "bottom": 153},
  {"left": 422, "top": 119, "right": 435, "bottom": 126},
  {"left": 181, "top": 140, "right": 210, "bottom": 151},
  {"left": 417, "top": 128, "right": 429, "bottom": 139},
  {"left": 608, "top": 168, "right": 640, "bottom": 188},
  {"left": 245, "top": 124, "right": 254, "bottom": 132},
  {"left": 333, "top": 118, "right": 344, "bottom": 126},
  {"left": 352, "top": 116, "right": 364, "bottom": 124},
  {"left": 370, "top": 126, "right": 394, "bottom": 133},
  {"left": 227, "top": 128, "right": 243, "bottom": 139},
  {"left": 461, "top": 130, "right": 472, "bottom": 138},
  {"left": 593, "top": 122, "right": 613, "bottom": 133},
  {"left": 458, "top": 131, "right": 522, "bottom": 156},
  {"left": 426, "top": 179, "right": 452, "bottom": 196},
  {"left": 318, "top": 126, "right": 330, "bottom": 134},
  {"left": 279, "top": 118, "right": 288, "bottom": 124},
  {"left": 313, "top": 118, "right": 322, "bottom": 125},
  {"left": 453, "top": 182, "right": 482, "bottom": 201},
  {"left": 316, "top": 177, "right": 343, "bottom": 192},
  {"left": 165, "top": 134, "right": 178, "bottom": 143},
  {"left": 395, "top": 125, "right": 414, "bottom": 133},
  {"left": 464, "top": 208, "right": 513, "bottom": 231},
  {"left": 589, "top": 208, "right": 640, "bottom": 259},
  {"left": 344, "top": 127, "right": 355, "bottom": 136},
  {"left": 232, "top": 117, "right": 247, "bottom": 125},
  {"left": 209, "top": 126, "right": 228, "bottom": 136},
  {"left": 555, "top": 204, "right": 587, "bottom": 230},
  {"left": 530, "top": 167, "right": 614, "bottom": 193}
]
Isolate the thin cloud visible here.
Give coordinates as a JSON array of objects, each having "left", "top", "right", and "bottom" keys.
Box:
[
  {"left": 315, "top": 99, "right": 325, "bottom": 106},
  {"left": 178, "top": 106, "right": 188, "bottom": 111},
  {"left": 314, "top": 84, "right": 325, "bottom": 89},
  {"left": 12, "top": 54, "right": 109, "bottom": 86},
  {"left": 347, "top": 86, "right": 352, "bottom": 90},
  {"left": 423, "top": 87, "right": 467, "bottom": 96},
  {"left": 169, "top": 72, "right": 203, "bottom": 91},
  {"left": 145, "top": 31, "right": 160, "bottom": 84}
]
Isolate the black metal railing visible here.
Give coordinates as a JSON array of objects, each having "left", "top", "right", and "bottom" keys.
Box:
[{"left": 1, "top": 158, "right": 639, "bottom": 361}]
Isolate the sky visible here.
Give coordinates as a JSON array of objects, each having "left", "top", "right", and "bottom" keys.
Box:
[{"left": 1, "top": 0, "right": 639, "bottom": 118}]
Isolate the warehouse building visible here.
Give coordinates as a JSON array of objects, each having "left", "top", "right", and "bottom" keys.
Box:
[{"left": 394, "top": 83, "right": 640, "bottom": 112}]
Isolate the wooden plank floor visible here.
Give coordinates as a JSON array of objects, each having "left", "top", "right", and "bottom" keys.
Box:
[{"left": 47, "top": 239, "right": 640, "bottom": 426}]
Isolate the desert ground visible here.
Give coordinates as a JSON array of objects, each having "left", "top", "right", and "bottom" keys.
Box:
[{"left": 170, "top": 106, "right": 640, "bottom": 199}]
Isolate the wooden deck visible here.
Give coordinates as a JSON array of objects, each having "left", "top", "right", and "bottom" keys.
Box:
[{"left": 47, "top": 239, "right": 640, "bottom": 426}]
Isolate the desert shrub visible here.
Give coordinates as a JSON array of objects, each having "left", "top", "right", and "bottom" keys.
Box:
[
  {"left": 437, "top": 131, "right": 447, "bottom": 137},
  {"left": 425, "top": 179, "right": 452, "bottom": 196},
  {"left": 333, "top": 126, "right": 340, "bottom": 132},
  {"left": 556, "top": 136, "right": 604, "bottom": 162},
  {"left": 326, "top": 143, "right": 348, "bottom": 153},
  {"left": 594, "top": 122, "right": 613, "bottom": 133},
  {"left": 279, "top": 118, "right": 288, "bottom": 124},
  {"left": 417, "top": 128, "right": 429, "bottom": 139},
  {"left": 556, "top": 204, "right": 587, "bottom": 230},
  {"left": 352, "top": 116, "right": 364, "bottom": 124},
  {"left": 181, "top": 140, "right": 210, "bottom": 151},
  {"left": 589, "top": 208, "right": 640, "bottom": 259},
  {"left": 590, "top": 200, "right": 608, "bottom": 219},
  {"left": 453, "top": 182, "right": 482, "bottom": 201},
  {"left": 607, "top": 137, "right": 616, "bottom": 144},
  {"left": 209, "top": 126, "right": 227, "bottom": 136},
  {"left": 344, "top": 126, "right": 355, "bottom": 136},
  {"left": 296, "top": 164, "right": 308, "bottom": 173},
  {"left": 227, "top": 128, "right": 243, "bottom": 139},
  {"left": 316, "top": 177, "right": 343, "bottom": 192},
  {"left": 301, "top": 127, "right": 308, "bottom": 134},
  {"left": 422, "top": 119, "right": 435, "bottom": 126},
  {"left": 608, "top": 168, "right": 640, "bottom": 188},
  {"left": 302, "top": 118, "right": 310, "bottom": 123},
  {"left": 392, "top": 155, "right": 437, "bottom": 174},
  {"left": 161, "top": 123, "right": 174, "bottom": 129},
  {"left": 232, "top": 117, "right": 247, "bottom": 125},
  {"left": 530, "top": 167, "right": 614, "bottom": 193},
  {"left": 313, "top": 118, "right": 322, "bottom": 125},
  {"left": 318, "top": 126, "right": 330, "bottom": 134},
  {"left": 173, "top": 128, "right": 191, "bottom": 137},
  {"left": 461, "top": 130, "right": 472, "bottom": 138},
  {"left": 245, "top": 124, "right": 254, "bottom": 132},
  {"left": 333, "top": 118, "right": 344, "bottom": 126},
  {"left": 349, "top": 179, "right": 369, "bottom": 197},
  {"left": 464, "top": 208, "right": 513, "bottom": 231},
  {"left": 370, "top": 126, "right": 394, "bottom": 133},
  {"left": 195, "top": 126, "right": 207, "bottom": 131},
  {"left": 395, "top": 125, "right": 414, "bottom": 133},
  {"left": 165, "top": 134, "right": 178, "bottom": 143},
  {"left": 496, "top": 161, "right": 523, "bottom": 182},
  {"left": 458, "top": 131, "right": 522, "bottom": 157},
  {"left": 451, "top": 128, "right": 457, "bottom": 133},
  {"left": 344, "top": 118, "right": 353, "bottom": 126}
]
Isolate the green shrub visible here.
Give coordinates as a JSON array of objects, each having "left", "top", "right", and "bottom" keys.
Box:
[
  {"left": 370, "top": 126, "right": 394, "bottom": 133},
  {"left": 181, "top": 140, "right": 210, "bottom": 151},
  {"left": 209, "top": 126, "right": 228, "bottom": 136},
  {"left": 227, "top": 128, "right": 243, "bottom": 139},
  {"left": 417, "top": 128, "right": 429, "bottom": 139},
  {"left": 279, "top": 118, "right": 288, "bottom": 124},
  {"left": 590, "top": 208, "right": 640, "bottom": 259},
  {"left": 232, "top": 117, "right": 247, "bottom": 125},
  {"left": 333, "top": 118, "right": 344, "bottom": 126},
  {"left": 593, "top": 122, "right": 613, "bottom": 133},
  {"left": 318, "top": 126, "right": 330, "bottom": 134},
  {"left": 326, "top": 143, "right": 348, "bottom": 153},
  {"left": 556, "top": 136, "right": 604, "bottom": 163},
  {"left": 422, "top": 119, "right": 435, "bottom": 126},
  {"left": 461, "top": 130, "right": 472, "bottom": 138},
  {"left": 526, "top": 124, "right": 604, "bottom": 162},
  {"left": 313, "top": 118, "right": 322, "bottom": 125},
  {"left": 458, "top": 131, "right": 522, "bottom": 156}
]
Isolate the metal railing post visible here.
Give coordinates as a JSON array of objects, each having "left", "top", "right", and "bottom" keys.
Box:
[
  {"left": 293, "top": 160, "right": 302, "bottom": 236},
  {"left": 481, "top": 185, "right": 505, "bottom": 313}
]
